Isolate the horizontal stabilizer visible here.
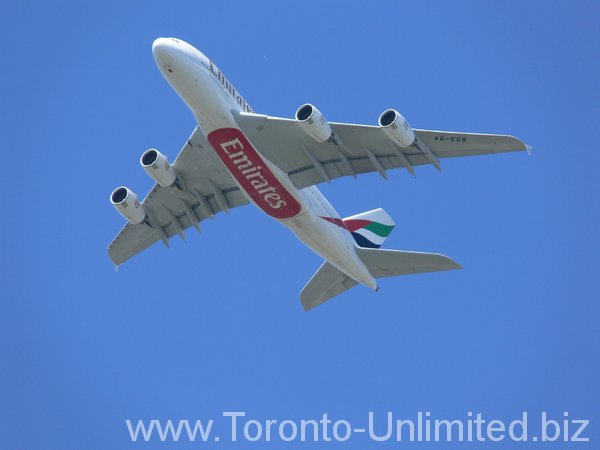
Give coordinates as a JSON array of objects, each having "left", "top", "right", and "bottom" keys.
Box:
[
  {"left": 300, "top": 248, "right": 461, "bottom": 311},
  {"left": 300, "top": 262, "right": 359, "bottom": 311},
  {"left": 354, "top": 247, "right": 461, "bottom": 278}
]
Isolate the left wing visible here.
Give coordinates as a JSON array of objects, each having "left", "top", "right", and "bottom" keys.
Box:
[
  {"left": 234, "top": 112, "right": 528, "bottom": 189},
  {"left": 108, "top": 127, "right": 249, "bottom": 267}
]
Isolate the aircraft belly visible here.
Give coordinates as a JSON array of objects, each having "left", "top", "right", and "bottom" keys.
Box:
[
  {"left": 186, "top": 79, "right": 372, "bottom": 286},
  {"left": 206, "top": 127, "right": 308, "bottom": 220}
]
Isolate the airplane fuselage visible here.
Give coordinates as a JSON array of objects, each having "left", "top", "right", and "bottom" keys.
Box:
[{"left": 152, "top": 38, "right": 377, "bottom": 290}]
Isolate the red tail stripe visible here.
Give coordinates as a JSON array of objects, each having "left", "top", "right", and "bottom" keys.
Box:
[
  {"left": 342, "top": 219, "right": 372, "bottom": 232},
  {"left": 320, "top": 216, "right": 348, "bottom": 229}
]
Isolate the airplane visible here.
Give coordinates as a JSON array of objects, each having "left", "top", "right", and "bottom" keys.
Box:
[{"left": 108, "top": 37, "right": 529, "bottom": 311}]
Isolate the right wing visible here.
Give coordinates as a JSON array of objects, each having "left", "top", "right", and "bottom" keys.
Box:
[
  {"left": 107, "top": 127, "right": 249, "bottom": 267},
  {"left": 234, "top": 112, "right": 529, "bottom": 189}
]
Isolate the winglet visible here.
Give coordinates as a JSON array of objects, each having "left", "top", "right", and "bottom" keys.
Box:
[{"left": 525, "top": 144, "right": 533, "bottom": 156}]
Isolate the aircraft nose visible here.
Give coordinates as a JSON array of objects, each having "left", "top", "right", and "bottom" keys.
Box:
[{"left": 152, "top": 38, "right": 174, "bottom": 61}]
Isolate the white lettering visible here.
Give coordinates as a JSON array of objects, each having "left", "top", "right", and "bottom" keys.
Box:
[
  {"left": 220, "top": 138, "right": 243, "bottom": 154},
  {"left": 369, "top": 411, "right": 392, "bottom": 442},
  {"left": 216, "top": 133, "right": 298, "bottom": 213},
  {"left": 571, "top": 419, "right": 590, "bottom": 442},
  {"left": 223, "top": 411, "right": 245, "bottom": 442}
]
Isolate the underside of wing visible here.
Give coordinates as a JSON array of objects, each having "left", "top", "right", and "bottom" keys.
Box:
[
  {"left": 234, "top": 112, "right": 528, "bottom": 190},
  {"left": 107, "top": 128, "right": 249, "bottom": 267}
]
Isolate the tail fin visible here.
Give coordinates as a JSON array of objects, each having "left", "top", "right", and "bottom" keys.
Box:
[
  {"left": 300, "top": 247, "right": 461, "bottom": 311},
  {"left": 343, "top": 208, "right": 395, "bottom": 248}
]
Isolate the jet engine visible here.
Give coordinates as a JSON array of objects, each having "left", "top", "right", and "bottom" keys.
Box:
[
  {"left": 140, "top": 148, "right": 177, "bottom": 187},
  {"left": 110, "top": 186, "right": 146, "bottom": 224},
  {"left": 295, "top": 103, "right": 332, "bottom": 142},
  {"left": 378, "top": 109, "right": 415, "bottom": 148}
]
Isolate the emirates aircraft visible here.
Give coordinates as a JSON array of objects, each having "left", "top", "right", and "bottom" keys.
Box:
[{"left": 108, "top": 38, "right": 528, "bottom": 311}]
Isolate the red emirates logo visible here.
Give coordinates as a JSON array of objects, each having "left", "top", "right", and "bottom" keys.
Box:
[{"left": 208, "top": 128, "right": 301, "bottom": 219}]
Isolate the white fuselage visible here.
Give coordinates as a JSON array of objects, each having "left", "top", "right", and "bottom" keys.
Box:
[{"left": 152, "top": 38, "right": 377, "bottom": 290}]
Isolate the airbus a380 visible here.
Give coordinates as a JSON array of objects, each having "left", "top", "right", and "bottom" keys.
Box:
[{"left": 108, "top": 38, "right": 528, "bottom": 311}]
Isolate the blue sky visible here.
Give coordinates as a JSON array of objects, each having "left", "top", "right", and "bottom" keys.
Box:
[{"left": 1, "top": 1, "right": 598, "bottom": 448}]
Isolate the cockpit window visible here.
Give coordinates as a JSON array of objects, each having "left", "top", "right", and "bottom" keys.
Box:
[{"left": 171, "top": 38, "right": 180, "bottom": 44}]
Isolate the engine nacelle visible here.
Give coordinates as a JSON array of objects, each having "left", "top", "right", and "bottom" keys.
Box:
[
  {"left": 295, "top": 103, "right": 332, "bottom": 142},
  {"left": 378, "top": 109, "right": 415, "bottom": 148},
  {"left": 140, "top": 148, "right": 176, "bottom": 187},
  {"left": 110, "top": 186, "right": 146, "bottom": 224}
]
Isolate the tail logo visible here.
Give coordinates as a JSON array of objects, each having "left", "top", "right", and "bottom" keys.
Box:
[
  {"left": 343, "top": 219, "right": 394, "bottom": 248},
  {"left": 320, "top": 208, "right": 395, "bottom": 248}
]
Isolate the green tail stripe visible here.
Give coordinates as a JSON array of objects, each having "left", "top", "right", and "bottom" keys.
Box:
[{"left": 363, "top": 222, "right": 394, "bottom": 237}]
